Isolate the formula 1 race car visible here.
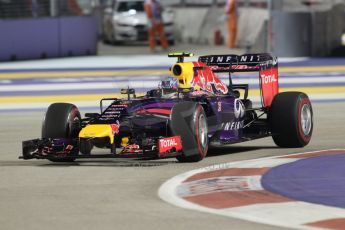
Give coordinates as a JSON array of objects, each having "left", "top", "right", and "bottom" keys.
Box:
[{"left": 21, "top": 52, "right": 313, "bottom": 162}]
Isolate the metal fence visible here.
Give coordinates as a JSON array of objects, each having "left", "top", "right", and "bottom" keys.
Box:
[
  {"left": 0, "top": 0, "right": 270, "bottom": 20},
  {"left": 1, "top": 0, "right": 343, "bottom": 19},
  {"left": 0, "top": 0, "right": 85, "bottom": 19}
]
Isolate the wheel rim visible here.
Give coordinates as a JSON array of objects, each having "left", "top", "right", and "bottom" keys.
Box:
[
  {"left": 198, "top": 113, "right": 208, "bottom": 148},
  {"left": 300, "top": 104, "right": 312, "bottom": 136}
]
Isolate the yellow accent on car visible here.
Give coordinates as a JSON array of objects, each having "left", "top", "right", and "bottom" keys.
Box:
[
  {"left": 168, "top": 52, "right": 194, "bottom": 57},
  {"left": 79, "top": 125, "right": 115, "bottom": 144},
  {"left": 121, "top": 137, "right": 129, "bottom": 147},
  {"left": 171, "top": 62, "right": 194, "bottom": 89}
]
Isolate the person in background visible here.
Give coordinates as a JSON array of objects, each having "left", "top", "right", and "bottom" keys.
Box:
[
  {"left": 225, "top": 0, "right": 237, "bottom": 48},
  {"left": 67, "top": 0, "right": 83, "bottom": 15},
  {"left": 144, "top": 0, "right": 168, "bottom": 52}
]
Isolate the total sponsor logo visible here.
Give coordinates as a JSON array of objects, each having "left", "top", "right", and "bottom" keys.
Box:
[
  {"left": 222, "top": 121, "right": 244, "bottom": 131},
  {"left": 158, "top": 136, "right": 183, "bottom": 154},
  {"left": 260, "top": 73, "right": 277, "bottom": 84},
  {"left": 160, "top": 139, "right": 177, "bottom": 148}
]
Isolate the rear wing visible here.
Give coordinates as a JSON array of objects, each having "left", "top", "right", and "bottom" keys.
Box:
[
  {"left": 198, "top": 53, "right": 277, "bottom": 72},
  {"left": 199, "top": 53, "right": 279, "bottom": 107}
]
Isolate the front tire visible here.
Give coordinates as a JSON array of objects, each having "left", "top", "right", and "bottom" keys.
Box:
[
  {"left": 269, "top": 92, "right": 313, "bottom": 147},
  {"left": 42, "top": 103, "right": 81, "bottom": 162},
  {"left": 170, "top": 102, "right": 208, "bottom": 162}
]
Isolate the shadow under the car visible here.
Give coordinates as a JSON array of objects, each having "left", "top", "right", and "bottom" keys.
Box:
[
  {"left": 7, "top": 146, "right": 280, "bottom": 167},
  {"left": 207, "top": 145, "right": 278, "bottom": 158},
  {"left": 0, "top": 159, "right": 177, "bottom": 168}
]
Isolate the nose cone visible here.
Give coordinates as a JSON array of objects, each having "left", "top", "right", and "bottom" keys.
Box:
[{"left": 79, "top": 125, "right": 115, "bottom": 144}]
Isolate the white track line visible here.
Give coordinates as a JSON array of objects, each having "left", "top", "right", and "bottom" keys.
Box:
[
  {"left": 2, "top": 76, "right": 345, "bottom": 92},
  {"left": 0, "top": 56, "right": 308, "bottom": 70}
]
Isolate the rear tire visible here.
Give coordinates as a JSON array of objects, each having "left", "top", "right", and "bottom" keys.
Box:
[
  {"left": 42, "top": 103, "right": 81, "bottom": 162},
  {"left": 171, "top": 102, "right": 208, "bottom": 162},
  {"left": 269, "top": 92, "right": 313, "bottom": 147}
]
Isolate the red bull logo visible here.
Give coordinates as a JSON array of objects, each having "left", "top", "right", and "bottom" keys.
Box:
[
  {"left": 191, "top": 62, "right": 228, "bottom": 95},
  {"left": 110, "top": 124, "right": 120, "bottom": 135}
]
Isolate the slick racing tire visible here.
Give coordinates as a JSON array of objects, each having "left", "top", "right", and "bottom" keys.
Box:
[
  {"left": 269, "top": 92, "right": 313, "bottom": 148},
  {"left": 42, "top": 103, "right": 81, "bottom": 162},
  {"left": 171, "top": 102, "right": 208, "bottom": 162},
  {"left": 79, "top": 139, "right": 93, "bottom": 155}
]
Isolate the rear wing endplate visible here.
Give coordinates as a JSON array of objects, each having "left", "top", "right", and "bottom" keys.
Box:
[{"left": 199, "top": 53, "right": 279, "bottom": 107}]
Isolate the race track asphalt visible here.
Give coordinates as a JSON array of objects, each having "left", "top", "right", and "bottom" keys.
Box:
[{"left": 0, "top": 102, "right": 344, "bottom": 230}]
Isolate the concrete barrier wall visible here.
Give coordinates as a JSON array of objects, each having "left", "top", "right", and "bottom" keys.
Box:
[
  {"left": 0, "top": 18, "right": 60, "bottom": 60},
  {"left": 59, "top": 17, "right": 98, "bottom": 57},
  {"left": 0, "top": 16, "right": 97, "bottom": 61},
  {"left": 172, "top": 6, "right": 268, "bottom": 49},
  {"left": 271, "top": 4, "right": 344, "bottom": 57},
  {"left": 311, "top": 4, "right": 344, "bottom": 56},
  {"left": 172, "top": 7, "right": 209, "bottom": 43},
  {"left": 172, "top": 4, "right": 343, "bottom": 57},
  {"left": 236, "top": 8, "right": 268, "bottom": 48},
  {"left": 271, "top": 12, "right": 311, "bottom": 57}
]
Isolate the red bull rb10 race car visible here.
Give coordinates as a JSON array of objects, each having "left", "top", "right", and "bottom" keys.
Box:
[{"left": 21, "top": 52, "right": 314, "bottom": 162}]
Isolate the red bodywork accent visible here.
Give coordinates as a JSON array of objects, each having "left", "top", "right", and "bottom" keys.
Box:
[
  {"left": 122, "top": 144, "right": 142, "bottom": 153},
  {"left": 110, "top": 124, "right": 120, "bottom": 134},
  {"left": 137, "top": 108, "right": 171, "bottom": 115},
  {"left": 158, "top": 136, "right": 182, "bottom": 155},
  {"left": 191, "top": 62, "right": 229, "bottom": 95},
  {"left": 260, "top": 66, "right": 279, "bottom": 107},
  {"left": 209, "top": 65, "right": 260, "bottom": 72},
  {"left": 198, "top": 54, "right": 279, "bottom": 108}
]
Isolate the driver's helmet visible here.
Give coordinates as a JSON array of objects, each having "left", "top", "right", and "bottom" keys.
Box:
[
  {"left": 159, "top": 77, "right": 178, "bottom": 98},
  {"left": 159, "top": 77, "right": 178, "bottom": 91}
]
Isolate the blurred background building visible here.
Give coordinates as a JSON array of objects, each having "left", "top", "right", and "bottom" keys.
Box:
[{"left": 0, "top": 0, "right": 344, "bottom": 61}]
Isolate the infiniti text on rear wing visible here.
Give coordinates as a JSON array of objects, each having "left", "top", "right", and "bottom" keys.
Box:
[
  {"left": 199, "top": 53, "right": 279, "bottom": 107},
  {"left": 198, "top": 53, "right": 277, "bottom": 72}
]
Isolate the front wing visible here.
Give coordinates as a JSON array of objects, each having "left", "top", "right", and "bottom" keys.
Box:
[{"left": 21, "top": 136, "right": 183, "bottom": 161}]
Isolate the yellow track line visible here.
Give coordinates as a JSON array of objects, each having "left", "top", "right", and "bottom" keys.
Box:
[
  {"left": 1, "top": 87, "right": 344, "bottom": 104},
  {"left": 0, "top": 66, "right": 345, "bottom": 79}
]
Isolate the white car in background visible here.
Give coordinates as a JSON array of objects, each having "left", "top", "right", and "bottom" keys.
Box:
[{"left": 102, "top": 0, "right": 175, "bottom": 44}]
